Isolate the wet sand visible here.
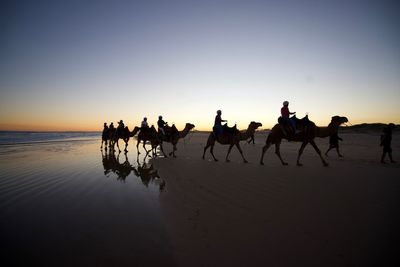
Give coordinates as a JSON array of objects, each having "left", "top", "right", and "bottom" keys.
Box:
[
  {"left": 0, "top": 139, "right": 175, "bottom": 266},
  {"left": 154, "top": 131, "right": 400, "bottom": 266}
]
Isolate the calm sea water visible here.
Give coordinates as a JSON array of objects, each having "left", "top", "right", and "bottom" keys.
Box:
[
  {"left": 0, "top": 132, "right": 174, "bottom": 266},
  {"left": 0, "top": 131, "right": 100, "bottom": 145}
]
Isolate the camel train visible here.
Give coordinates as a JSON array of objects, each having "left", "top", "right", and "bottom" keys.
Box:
[
  {"left": 101, "top": 121, "right": 195, "bottom": 157},
  {"left": 101, "top": 114, "right": 349, "bottom": 166}
]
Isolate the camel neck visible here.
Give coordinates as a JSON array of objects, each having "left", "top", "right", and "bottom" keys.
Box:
[
  {"left": 179, "top": 126, "right": 191, "bottom": 138},
  {"left": 240, "top": 126, "right": 256, "bottom": 140}
]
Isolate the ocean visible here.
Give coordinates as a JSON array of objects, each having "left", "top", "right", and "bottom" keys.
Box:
[{"left": 0, "top": 131, "right": 100, "bottom": 145}]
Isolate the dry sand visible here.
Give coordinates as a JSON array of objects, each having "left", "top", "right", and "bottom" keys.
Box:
[{"left": 154, "top": 131, "right": 400, "bottom": 266}]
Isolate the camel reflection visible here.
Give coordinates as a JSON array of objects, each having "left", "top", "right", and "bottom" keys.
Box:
[
  {"left": 133, "top": 158, "right": 166, "bottom": 191},
  {"left": 102, "top": 149, "right": 135, "bottom": 182},
  {"left": 101, "top": 149, "right": 165, "bottom": 191}
]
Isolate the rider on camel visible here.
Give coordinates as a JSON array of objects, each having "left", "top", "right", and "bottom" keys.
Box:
[
  {"left": 117, "top": 120, "right": 125, "bottom": 133},
  {"left": 214, "top": 110, "right": 227, "bottom": 137},
  {"left": 141, "top": 117, "right": 149, "bottom": 133},
  {"left": 280, "top": 101, "right": 296, "bottom": 137},
  {"left": 157, "top": 115, "right": 168, "bottom": 137}
]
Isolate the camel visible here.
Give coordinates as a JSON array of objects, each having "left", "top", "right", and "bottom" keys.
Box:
[
  {"left": 260, "top": 115, "right": 348, "bottom": 166},
  {"left": 202, "top": 121, "right": 262, "bottom": 163},
  {"left": 135, "top": 125, "right": 167, "bottom": 158},
  {"left": 160, "top": 123, "right": 195, "bottom": 157},
  {"left": 110, "top": 126, "right": 139, "bottom": 153},
  {"left": 159, "top": 123, "right": 195, "bottom": 158}
]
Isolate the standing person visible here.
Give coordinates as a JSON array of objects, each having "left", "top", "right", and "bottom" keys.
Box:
[
  {"left": 214, "top": 110, "right": 227, "bottom": 137},
  {"left": 281, "top": 101, "right": 296, "bottom": 130},
  {"left": 157, "top": 115, "right": 167, "bottom": 136},
  {"left": 325, "top": 132, "right": 343, "bottom": 157},
  {"left": 380, "top": 123, "right": 395, "bottom": 163}
]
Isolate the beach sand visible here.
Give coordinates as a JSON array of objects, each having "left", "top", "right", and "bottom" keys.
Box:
[{"left": 154, "top": 131, "right": 400, "bottom": 266}]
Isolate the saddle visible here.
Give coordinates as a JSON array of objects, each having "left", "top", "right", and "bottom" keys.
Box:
[
  {"left": 278, "top": 115, "right": 314, "bottom": 139},
  {"left": 222, "top": 123, "right": 239, "bottom": 135},
  {"left": 163, "top": 124, "right": 178, "bottom": 139}
]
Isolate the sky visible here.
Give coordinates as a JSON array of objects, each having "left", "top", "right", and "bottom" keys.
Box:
[{"left": 0, "top": 0, "right": 399, "bottom": 131}]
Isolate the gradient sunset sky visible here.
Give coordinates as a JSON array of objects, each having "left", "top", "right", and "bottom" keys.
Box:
[{"left": 1, "top": 0, "right": 399, "bottom": 131}]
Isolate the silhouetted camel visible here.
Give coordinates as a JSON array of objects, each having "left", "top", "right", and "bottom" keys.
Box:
[
  {"left": 111, "top": 126, "right": 139, "bottom": 153},
  {"left": 203, "top": 121, "right": 262, "bottom": 163},
  {"left": 260, "top": 115, "right": 348, "bottom": 166},
  {"left": 160, "top": 123, "right": 195, "bottom": 157},
  {"left": 135, "top": 125, "right": 167, "bottom": 157}
]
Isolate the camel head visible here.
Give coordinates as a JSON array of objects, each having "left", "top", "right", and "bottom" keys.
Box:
[
  {"left": 249, "top": 121, "right": 262, "bottom": 130},
  {"left": 185, "top": 123, "right": 195, "bottom": 131},
  {"left": 331, "top": 116, "right": 348, "bottom": 126}
]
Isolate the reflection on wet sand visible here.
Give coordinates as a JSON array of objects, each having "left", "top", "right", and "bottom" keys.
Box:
[{"left": 101, "top": 148, "right": 166, "bottom": 191}]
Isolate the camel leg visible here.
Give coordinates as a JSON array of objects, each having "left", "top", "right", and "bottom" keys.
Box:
[
  {"left": 116, "top": 140, "right": 121, "bottom": 153},
  {"left": 275, "top": 142, "right": 288, "bottom": 166},
  {"left": 235, "top": 143, "right": 248, "bottom": 163},
  {"left": 145, "top": 147, "right": 151, "bottom": 158},
  {"left": 172, "top": 144, "right": 177, "bottom": 158},
  {"left": 136, "top": 140, "right": 141, "bottom": 155},
  {"left": 260, "top": 142, "right": 271, "bottom": 165},
  {"left": 124, "top": 139, "right": 128, "bottom": 153},
  {"left": 209, "top": 144, "right": 218, "bottom": 161},
  {"left": 336, "top": 148, "right": 343, "bottom": 157},
  {"left": 309, "top": 140, "right": 328, "bottom": 166},
  {"left": 203, "top": 136, "right": 217, "bottom": 161},
  {"left": 159, "top": 143, "right": 167, "bottom": 158},
  {"left": 142, "top": 142, "right": 149, "bottom": 154},
  {"left": 296, "top": 141, "right": 308, "bottom": 166},
  {"left": 325, "top": 147, "right": 332, "bottom": 156},
  {"left": 225, "top": 144, "right": 234, "bottom": 162},
  {"left": 202, "top": 144, "right": 210, "bottom": 159}
]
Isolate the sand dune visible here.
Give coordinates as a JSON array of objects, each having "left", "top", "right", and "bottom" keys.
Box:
[{"left": 154, "top": 131, "right": 400, "bottom": 266}]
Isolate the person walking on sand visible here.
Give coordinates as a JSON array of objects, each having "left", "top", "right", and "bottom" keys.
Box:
[
  {"left": 380, "top": 123, "right": 395, "bottom": 163},
  {"left": 247, "top": 134, "right": 255, "bottom": 144},
  {"left": 325, "top": 132, "right": 343, "bottom": 157}
]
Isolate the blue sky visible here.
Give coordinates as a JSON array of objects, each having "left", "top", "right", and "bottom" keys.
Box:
[{"left": 1, "top": 0, "right": 399, "bottom": 130}]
